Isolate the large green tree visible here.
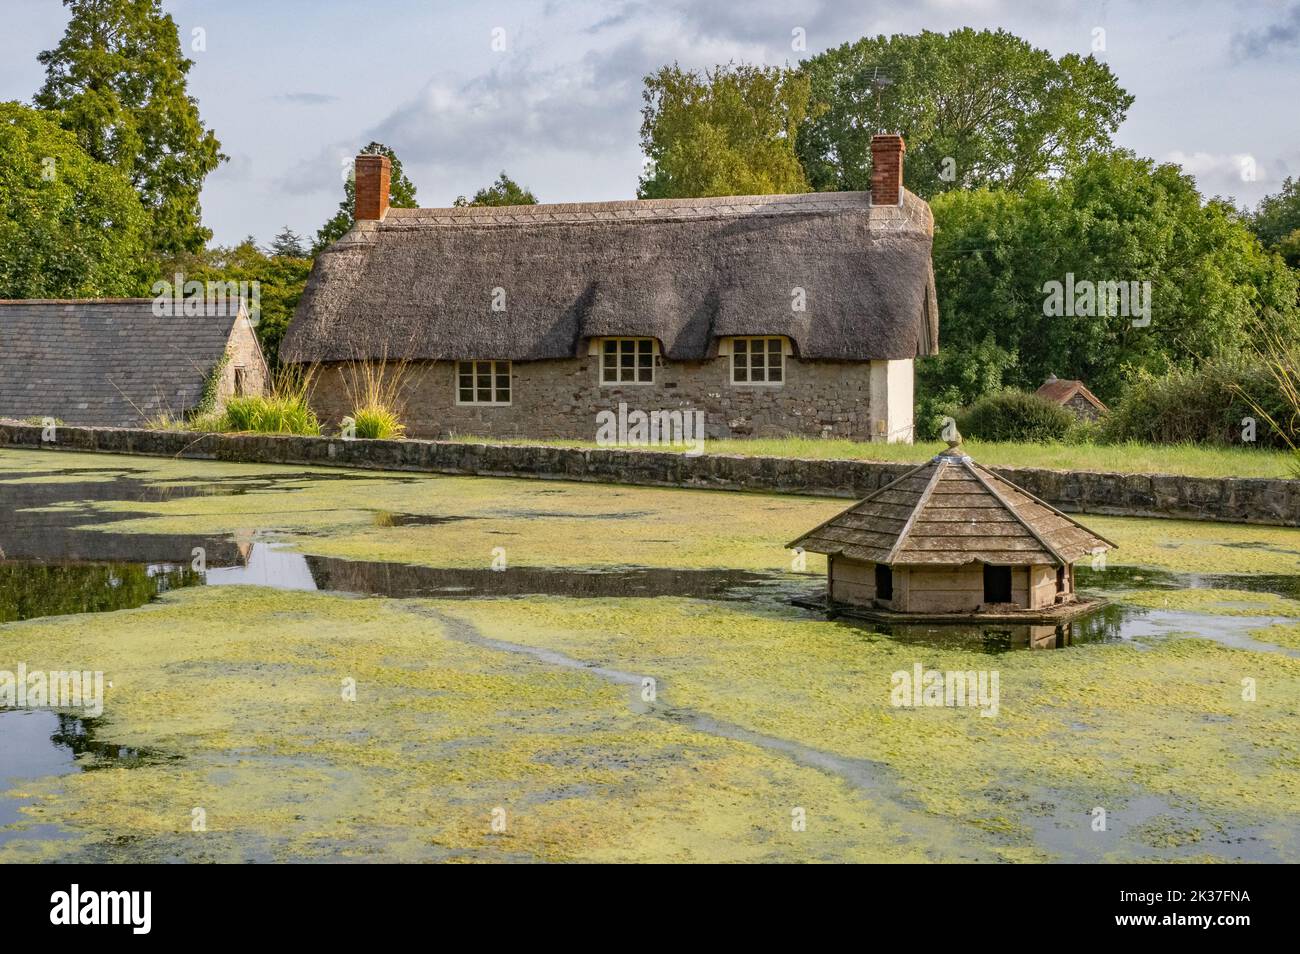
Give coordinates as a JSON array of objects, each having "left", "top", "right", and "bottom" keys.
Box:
[
  {"left": 919, "top": 151, "right": 1299, "bottom": 431},
  {"left": 638, "top": 63, "right": 813, "bottom": 199},
  {"left": 0, "top": 101, "right": 149, "bottom": 297},
  {"left": 1250, "top": 177, "right": 1300, "bottom": 269},
  {"left": 313, "top": 142, "right": 419, "bottom": 253},
  {"left": 797, "top": 29, "right": 1132, "bottom": 198},
  {"left": 35, "top": 0, "right": 225, "bottom": 255},
  {"left": 453, "top": 171, "right": 537, "bottom": 207}
]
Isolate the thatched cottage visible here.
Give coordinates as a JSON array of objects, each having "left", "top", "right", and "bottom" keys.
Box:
[
  {"left": 281, "top": 135, "right": 938, "bottom": 442},
  {"left": 0, "top": 298, "right": 266, "bottom": 428},
  {"left": 788, "top": 435, "right": 1115, "bottom": 620}
]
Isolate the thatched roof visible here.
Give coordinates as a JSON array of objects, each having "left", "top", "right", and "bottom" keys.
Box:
[
  {"left": 788, "top": 445, "right": 1115, "bottom": 566},
  {"left": 0, "top": 299, "right": 245, "bottom": 427},
  {"left": 1036, "top": 376, "right": 1109, "bottom": 413},
  {"left": 281, "top": 190, "right": 938, "bottom": 364}
]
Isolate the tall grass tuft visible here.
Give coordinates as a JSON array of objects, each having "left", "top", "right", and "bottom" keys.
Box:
[
  {"left": 1242, "top": 325, "right": 1300, "bottom": 475},
  {"left": 221, "top": 369, "right": 320, "bottom": 435},
  {"left": 350, "top": 404, "right": 406, "bottom": 440},
  {"left": 340, "top": 357, "right": 410, "bottom": 440}
]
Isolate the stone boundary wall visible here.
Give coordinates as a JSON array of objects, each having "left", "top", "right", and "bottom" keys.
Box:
[{"left": 2, "top": 421, "right": 1296, "bottom": 527}]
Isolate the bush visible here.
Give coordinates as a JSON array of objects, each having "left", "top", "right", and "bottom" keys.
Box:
[
  {"left": 348, "top": 404, "right": 406, "bottom": 440},
  {"left": 221, "top": 394, "right": 320, "bottom": 435},
  {"left": 1102, "top": 358, "right": 1294, "bottom": 448},
  {"left": 956, "top": 390, "right": 1075, "bottom": 443}
]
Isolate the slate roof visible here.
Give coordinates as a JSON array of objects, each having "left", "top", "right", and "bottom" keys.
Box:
[
  {"left": 280, "top": 190, "right": 939, "bottom": 364},
  {"left": 788, "top": 445, "right": 1115, "bottom": 566},
  {"left": 1036, "top": 376, "right": 1108, "bottom": 413},
  {"left": 0, "top": 299, "right": 242, "bottom": 427}
]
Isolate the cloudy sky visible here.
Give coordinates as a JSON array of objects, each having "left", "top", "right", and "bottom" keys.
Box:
[{"left": 4, "top": 0, "right": 1299, "bottom": 246}]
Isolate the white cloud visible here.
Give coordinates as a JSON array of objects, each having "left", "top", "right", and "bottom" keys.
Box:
[{"left": 1164, "top": 150, "right": 1267, "bottom": 194}]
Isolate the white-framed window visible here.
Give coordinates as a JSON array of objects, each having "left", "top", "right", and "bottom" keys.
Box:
[
  {"left": 456, "top": 360, "right": 511, "bottom": 405},
  {"left": 600, "top": 337, "right": 655, "bottom": 385},
  {"left": 731, "top": 336, "right": 785, "bottom": 385}
]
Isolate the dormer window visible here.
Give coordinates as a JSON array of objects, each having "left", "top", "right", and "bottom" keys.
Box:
[
  {"left": 731, "top": 336, "right": 784, "bottom": 385},
  {"left": 600, "top": 338, "right": 655, "bottom": 385}
]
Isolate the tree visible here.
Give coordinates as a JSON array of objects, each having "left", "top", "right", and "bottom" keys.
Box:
[
  {"left": 268, "top": 225, "right": 308, "bottom": 259},
  {"left": 797, "top": 29, "right": 1132, "bottom": 198},
  {"left": 0, "top": 101, "right": 149, "bottom": 298},
  {"left": 638, "top": 63, "right": 813, "bottom": 199},
  {"left": 1250, "top": 177, "right": 1300, "bottom": 268},
  {"left": 35, "top": 0, "right": 225, "bottom": 255},
  {"left": 156, "top": 237, "right": 311, "bottom": 368},
  {"left": 453, "top": 172, "right": 537, "bottom": 207},
  {"left": 917, "top": 151, "right": 1299, "bottom": 432},
  {"left": 313, "top": 142, "right": 418, "bottom": 253}
]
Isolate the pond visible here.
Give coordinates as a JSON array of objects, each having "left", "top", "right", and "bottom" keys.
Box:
[{"left": 1, "top": 448, "right": 1298, "bottom": 862}]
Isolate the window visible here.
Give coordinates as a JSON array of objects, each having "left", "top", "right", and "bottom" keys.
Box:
[
  {"left": 600, "top": 338, "right": 654, "bottom": 385},
  {"left": 874, "top": 563, "right": 893, "bottom": 601},
  {"left": 233, "top": 367, "right": 246, "bottom": 397},
  {"left": 731, "top": 337, "right": 784, "bottom": 384},
  {"left": 983, "top": 564, "right": 1013, "bottom": 604},
  {"left": 457, "top": 360, "right": 511, "bottom": 405}
]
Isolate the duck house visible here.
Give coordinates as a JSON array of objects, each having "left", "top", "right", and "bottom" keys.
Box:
[{"left": 788, "top": 437, "right": 1115, "bottom": 622}]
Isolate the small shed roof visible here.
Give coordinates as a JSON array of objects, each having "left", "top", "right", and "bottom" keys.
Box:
[
  {"left": 0, "top": 299, "right": 247, "bottom": 427},
  {"left": 1035, "top": 375, "right": 1108, "bottom": 413},
  {"left": 788, "top": 444, "right": 1115, "bottom": 566}
]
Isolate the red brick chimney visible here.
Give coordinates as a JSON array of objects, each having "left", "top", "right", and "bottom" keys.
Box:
[
  {"left": 354, "top": 154, "right": 391, "bottom": 221},
  {"left": 870, "top": 134, "right": 905, "bottom": 206}
]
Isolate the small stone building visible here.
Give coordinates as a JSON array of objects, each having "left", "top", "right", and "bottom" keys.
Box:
[
  {"left": 1035, "top": 375, "right": 1108, "bottom": 421},
  {"left": 280, "top": 136, "right": 939, "bottom": 443},
  {"left": 0, "top": 298, "right": 267, "bottom": 427},
  {"left": 789, "top": 438, "right": 1115, "bottom": 618}
]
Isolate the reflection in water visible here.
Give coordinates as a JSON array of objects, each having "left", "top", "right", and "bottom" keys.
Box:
[
  {"left": 0, "top": 709, "right": 169, "bottom": 846},
  {"left": 0, "top": 563, "right": 202, "bottom": 623},
  {"left": 206, "top": 545, "right": 318, "bottom": 591},
  {"left": 836, "top": 598, "right": 1300, "bottom": 657},
  {"left": 857, "top": 603, "right": 1132, "bottom": 654}
]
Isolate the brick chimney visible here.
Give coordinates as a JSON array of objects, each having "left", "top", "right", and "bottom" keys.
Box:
[
  {"left": 870, "top": 134, "right": 905, "bottom": 206},
  {"left": 354, "top": 154, "right": 391, "bottom": 221}
]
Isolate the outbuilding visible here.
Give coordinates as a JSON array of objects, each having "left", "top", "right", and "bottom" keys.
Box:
[
  {"left": 0, "top": 298, "right": 266, "bottom": 427},
  {"left": 788, "top": 436, "right": 1115, "bottom": 621}
]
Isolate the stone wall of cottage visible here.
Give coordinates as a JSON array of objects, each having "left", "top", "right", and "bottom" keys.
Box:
[
  {"left": 1065, "top": 392, "right": 1103, "bottom": 422},
  {"left": 215, "top": 314, "right": 269, "bottom": 406},
  {"left": 308, "top": 356, "right": 879, "bottom": 441}
]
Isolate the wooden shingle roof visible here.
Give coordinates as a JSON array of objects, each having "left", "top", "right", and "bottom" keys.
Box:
[{"left": 788, "top": 445, "right": 1115, "bottom": 566}]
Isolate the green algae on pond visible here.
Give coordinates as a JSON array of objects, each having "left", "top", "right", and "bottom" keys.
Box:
[
  {"left": 4, "top": 448, "right": 1299, "bottom": 577},
  {"left": 0, "top": 587, "right": 949, "bottom": 863},
  {"left": 2, "top": 447, "right": 1299, "bottom": 863}
]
